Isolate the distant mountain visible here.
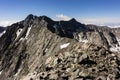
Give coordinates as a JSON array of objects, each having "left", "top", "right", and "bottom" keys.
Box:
[{"left": 0, "top": 14, "right": 120, "bottom": 80}]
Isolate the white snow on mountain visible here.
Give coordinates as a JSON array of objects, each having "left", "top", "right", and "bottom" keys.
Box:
[
  {"left": 0, "top": 30, "right": 6, "bottom": 37},
  {"left": 78, "top": 34, "right": 88, "bottom": 43},
  {"left": 25, "top": 26, "right": 32, "bottom": 39},
  {"left": 0, "top": 70, "right": 2, "bottom": 75},
  {"left": 16, "top": 28, "right": 23, "bottom": 38},
  {"left": 110, "top": 38, "right": 120, "bottom": 53},
  {"left": 60, "top": 43, "right": 70, "bottom": 49},
  {"left": 110, "top": 46, "right": 120, "bottom": 52}
]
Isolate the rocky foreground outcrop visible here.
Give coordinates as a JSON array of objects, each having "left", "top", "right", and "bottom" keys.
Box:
[{"left": 0, "top": 14, "right": 120, "bottom": 80}]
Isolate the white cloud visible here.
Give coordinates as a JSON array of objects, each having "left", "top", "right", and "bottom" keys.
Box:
[
  {"left": 0, "top": 20, "right": 19, "bottom": 27},
  {"left": 77, "top": 18, "right": 120, "bottom": 27},
  {"left": 55, "top": 14, "right": 71, "bottom": 21},
  {"left": 55, "top": 14, "right": 120, "bottom": 27}
]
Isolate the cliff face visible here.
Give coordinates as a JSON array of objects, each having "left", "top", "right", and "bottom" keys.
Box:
[{"left": 0, "top": 14, "right": 120, "bottom": 80}]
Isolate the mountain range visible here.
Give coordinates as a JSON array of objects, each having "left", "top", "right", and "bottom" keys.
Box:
[{"left": 0, "top": 14, "right": 120, "bottom": 80}]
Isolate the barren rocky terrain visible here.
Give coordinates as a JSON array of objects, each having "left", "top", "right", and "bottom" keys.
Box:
[{"left": 0, "top": 14, "right": 120, "bottom": 80}]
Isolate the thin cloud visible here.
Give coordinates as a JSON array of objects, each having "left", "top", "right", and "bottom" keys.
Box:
[
  {"left": 55, "top": 14, "right": 71, "bottom": 21},
  {"left": 78, "top": 18, "right": 120, "bottom": 27},
  {"left": 55, "top": 14, "right": 120, "bottom": 28},
  {"left": 0, "top": 20, "right": 19, "bottom": 27}
]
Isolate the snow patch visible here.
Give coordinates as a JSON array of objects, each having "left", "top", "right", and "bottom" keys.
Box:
[
  {"left": 110, "top": 37, "right": 120, "bottom": 52},
  {"left": 117, "top": 38, "right": 120, "bottom": 45},
  {"left": 19, "top": 38, "right": 24, "bottom": 41},
  {"left": 78, "top": 34, "right": 88, "bottom": 43},
  {"left": 45, "top": 48, "right": 48, "bottom": 52},
  {"left": 14, "top": 67, "right": 22, "bottom": 80},
  {"left": 16, "top": 28, "right": 22, "bottom": 39},
  {"left": 110, "top": 46, "right": 120, "bottom": 52},
  {"left": 0, "top": 70, "right": 2, "bottom": 75},
  {"left": 0, "top": 30, "right": 6, "bottom": 37},
  {"left": 60, "top": 43, "right": 70, "bottom": 49},
  {"left": 14, "top": 67, "right": 22, "bottom": 77},
  {"left": 25, "top": 26, "right": 32, "bottom": 39}
]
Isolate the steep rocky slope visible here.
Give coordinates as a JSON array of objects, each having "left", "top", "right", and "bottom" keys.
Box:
[{"left": 0, "top": 14, "right": 120, "bottom": 80}]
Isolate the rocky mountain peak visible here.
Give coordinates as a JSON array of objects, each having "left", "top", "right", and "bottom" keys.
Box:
[
  {"left": 25, "top": 14, "right": 34, "bottom": 20},
  {"left": 0, "top": 14, "right": 120, "bottom": 80},
  {"left": 69, "top": 18, "right": 76, "bottom": 22}
]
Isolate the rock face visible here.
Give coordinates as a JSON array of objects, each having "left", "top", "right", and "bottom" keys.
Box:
[{"left": 0, "top": 14, "right": 120, "bottom": 80}]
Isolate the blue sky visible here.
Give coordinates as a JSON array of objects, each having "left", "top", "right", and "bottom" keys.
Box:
[{"left": 0, "top": 0, "right": 120, "bottom": 27}]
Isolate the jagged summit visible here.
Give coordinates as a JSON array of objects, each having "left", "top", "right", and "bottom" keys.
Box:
[
  {"left": 25, "top": 14, "right": 53, "bottom": 22},
  {"left": 25, "top": 14, "right": 34, "bottom": 20},
  {"left": 69, "top": 18, "right": 77, "bottom": 22}
]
